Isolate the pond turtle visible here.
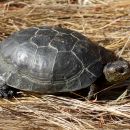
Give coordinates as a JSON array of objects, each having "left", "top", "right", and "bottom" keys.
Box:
[{"left": 0, "top": 26, "right": 130, "bottom": 98}]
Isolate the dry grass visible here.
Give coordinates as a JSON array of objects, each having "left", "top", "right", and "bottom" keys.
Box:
[{"left": 0, "top": 0, "right": 130, "bottom": 129}]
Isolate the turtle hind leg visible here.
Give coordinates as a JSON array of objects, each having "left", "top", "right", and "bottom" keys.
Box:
[{"left": 0, "top": 84, "right": 20, "bottom": 98}]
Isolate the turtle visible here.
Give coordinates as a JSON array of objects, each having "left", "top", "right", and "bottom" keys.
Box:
[{"left": 0, "top": 26, "right": 130, "bottom": 99}]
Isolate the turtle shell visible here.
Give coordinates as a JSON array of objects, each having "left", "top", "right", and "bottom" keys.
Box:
[{"left": 0, "top": 26, "right": 103, "bottom": 93}]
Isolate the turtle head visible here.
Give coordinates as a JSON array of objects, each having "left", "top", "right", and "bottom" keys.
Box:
[{"left": 103, "top": 60, "right": 130, "bottom": 83}]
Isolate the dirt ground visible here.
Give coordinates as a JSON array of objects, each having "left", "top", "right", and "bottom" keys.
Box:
[{"left": 0, "top": 0, "right": 130, "bottom": 129}]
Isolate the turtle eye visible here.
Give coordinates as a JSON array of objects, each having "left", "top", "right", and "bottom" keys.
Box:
[{"left": 116, "top": 67, "right": 125, "bottom": 74}]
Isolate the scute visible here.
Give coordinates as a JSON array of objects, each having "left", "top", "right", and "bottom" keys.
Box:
[
  {"left": 87, "top": 60, "right": 103, "bottom": 77},
  {"left": 72, "top": 31, "right": 88, "bottom": 41},
  {"left": 12, "top": 27, "right": 38, "bottom": 43},
  {"left": 79, "top": 70, "right": 96, "bottom": 88},
  {"left": 72, "top": 40, "right": 101, "bottom": 68},
  {"left": 39, "top": 26, "right": 53, "bottom": 30},
  {"left": 53, "top": 52, "right": 83, "bottom": 81},
  {"left": 7, "top": 72, "right": 21, "bottom": 88},
  {"left": 66, "top": 78, "right": 81, "bottom": 91},
  {"left": 51, "top": 33, "right": 77, "bottom": 51},
  {"left": 30, "top": 47, "right": 57, "bottom": 81},
  {"left": 1, "top": 38, "right": 20, "bottom": 61},
  {"left": 53, "top": 27, "right": 73, "bottom": 34},
  {"left": 11, "top": 42, "right": 37, "bottom": 72},
  {"left": 17, "top": 27, "right": 37, "bottom": 36},
  {"left": 31, "top": 29, "right": 57, "bottom": 47}
]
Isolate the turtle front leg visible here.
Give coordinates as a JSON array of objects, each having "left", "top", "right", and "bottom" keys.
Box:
[
  {"left": 125, "top": 84, "right": 130, "bottom": 97},
  {"left": 88, "top": 84, "right": 97, "bottom": 100},
  {"left": 0, "top": 84, "right": 19, "bottom": 98}
]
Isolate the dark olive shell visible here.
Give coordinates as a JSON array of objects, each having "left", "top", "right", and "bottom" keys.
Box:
[{"left": 0, "top": 26, "right": 103, "bottom": 93}]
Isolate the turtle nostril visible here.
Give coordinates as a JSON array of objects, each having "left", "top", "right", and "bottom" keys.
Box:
[{"left": 116, "top": 67, "right": 125, "bottom": 73}]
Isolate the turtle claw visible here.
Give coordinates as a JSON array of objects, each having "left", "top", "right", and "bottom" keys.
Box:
[{"left": 0, "top": 85, "right": 19, "bottom": 98}]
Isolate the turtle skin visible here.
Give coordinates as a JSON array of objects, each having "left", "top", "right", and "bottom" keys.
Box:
[{"left": 0, "top": 26, "right": 104, "bottom": 98}]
